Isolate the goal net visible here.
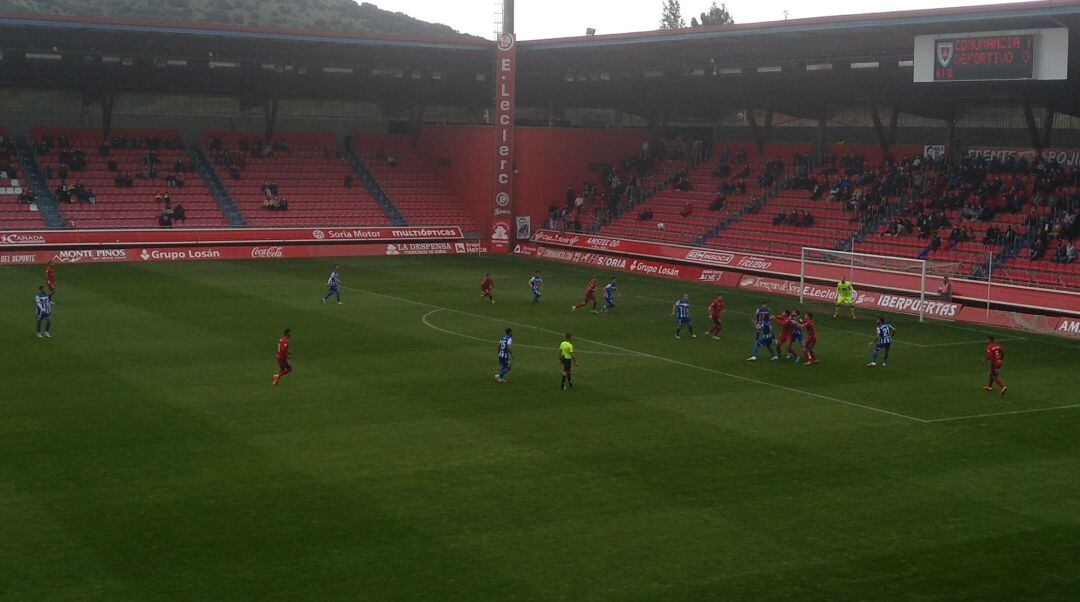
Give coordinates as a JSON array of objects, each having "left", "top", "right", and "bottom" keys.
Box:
[{"left": 799, "top": 247, "right": 964, "bottom": 322}]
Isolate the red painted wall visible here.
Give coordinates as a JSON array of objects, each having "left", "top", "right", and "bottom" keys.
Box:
[
  {"left": 416, "top": 126, "right": 495, "bottom": 231},
  {"left": 513, "top": 127, "right": 647, "bottom": 224},
  {"left": 419, "top": 125, "right": 647, "bottom": 231}
]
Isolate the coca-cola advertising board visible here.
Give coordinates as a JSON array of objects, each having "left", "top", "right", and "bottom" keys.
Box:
[
  {"left": 0, "top": 226, "right": 465, "bottom": 248},
  {"left": 0, "top": 241, "right": 487, "bottom": 265}
]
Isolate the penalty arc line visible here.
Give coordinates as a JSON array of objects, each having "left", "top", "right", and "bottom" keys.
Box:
[
  {"left": 345, "top": 285, "right": 926, "bottom": 423},
  {"left": 421, "top": 309, "right": 637, "bottom": 356}
]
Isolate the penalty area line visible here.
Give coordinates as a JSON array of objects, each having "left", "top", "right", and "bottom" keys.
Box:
[
  {"left": 924, "top": 403, "right": 1080, "bottom": 423},
  {"left": 347, "top": 285, "right": 926, "bottom": 424}
]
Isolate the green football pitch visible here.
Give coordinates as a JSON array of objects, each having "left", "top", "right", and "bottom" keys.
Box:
[{"left": 3, "top": 254, "right": 1079, "bottom": 600}]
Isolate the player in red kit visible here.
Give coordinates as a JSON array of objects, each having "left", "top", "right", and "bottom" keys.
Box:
[
  {"left": 45, "top": 259, "right": 56, "bottom": 293},
  {"left": 775, "top": 310, "right": 801, "bottom": 359},
  {"left": 272, "top": 328, "right": 293, "bottom": 386},
  {"left": 480, "top": 273, "right": 495, "bottom": 304},
  {"left": 707, "top": 295, "right": 724, "bottom": 338},
  {"left": 982, "top": 335, "right": 1006, "bottom": 395},
  {"left": 572, "top": 276, "right": 599, "bottom": 313},
  {"left": 801, "top": 313, "right": 818, "bottom": 365}
]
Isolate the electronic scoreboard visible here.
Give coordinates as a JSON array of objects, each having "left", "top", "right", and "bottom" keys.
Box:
[{"left": 913, "top": 28, "right": 1068, "bottom": 83}]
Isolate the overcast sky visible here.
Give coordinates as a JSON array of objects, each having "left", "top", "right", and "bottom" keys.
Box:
[{"left": 369, "top": 0, "right": 1037, "bottom": 40}]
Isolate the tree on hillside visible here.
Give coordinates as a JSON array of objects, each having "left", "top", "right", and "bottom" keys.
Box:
[
  {"left": 659, "top": 0, "right": 686, "bottom": 29},
  {"left": 692, "top": 2, "right": 735, "bottom": 27}
]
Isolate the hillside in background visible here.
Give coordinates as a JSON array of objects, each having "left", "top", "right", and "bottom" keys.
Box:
[{"left": 0, "top": 0, "right": 477, "bottom": 38}]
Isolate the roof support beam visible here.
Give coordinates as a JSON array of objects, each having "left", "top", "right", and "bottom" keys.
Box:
[
  {"left": 101, "top": 92, "right": 115, "bottom": 141},
  {"left": 409, "top": 104, "right": 426, "bottom": 148},
  {"left": 263, "top": 97, "right": 279, "bottom": 143},
  {"left": 888, "top": 106, "right": 900, "bottom": 145},
  {"left": 868, "top": 102, "right": 893, "bottom": 163},
  {"left": 745, "top": 107, "right": 773, "bottom": 157},
  {"left": 1042, "top": 108, "right": 1055, "bottom": 149},
  {"left": 814, "top": 104, "right": 829, "bottom": 166}
]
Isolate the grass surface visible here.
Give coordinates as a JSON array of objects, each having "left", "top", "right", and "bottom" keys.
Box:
[{"left": 2, "top": 254, "right": 1079, "bottom": 600}]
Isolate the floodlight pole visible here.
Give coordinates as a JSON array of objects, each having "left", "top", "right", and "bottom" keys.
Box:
[{"left": 503, "top": 0, "right": 514, "bottom": 35}]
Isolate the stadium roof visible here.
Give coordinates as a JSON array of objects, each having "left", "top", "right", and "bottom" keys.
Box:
[{"left": 1, "top": 2, "right": 1080, "bottom": 119}]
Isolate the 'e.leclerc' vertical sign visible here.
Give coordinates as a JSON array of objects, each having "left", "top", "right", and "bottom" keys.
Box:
[{"left": 490, "top": 32, "right": 516, "bottom": 252}]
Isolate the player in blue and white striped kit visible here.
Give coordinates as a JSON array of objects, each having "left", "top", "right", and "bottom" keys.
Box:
[
  {"left": 601, "top": 278, "right": 620, "bottom": 312},
  {"left": 867, "top": 316, "right": 896, "bottom": 367},
  {"left": 748, "top": 303, "right": 778, "bottom": 361},
  {"left": 672, "top": 294, "right": 695, "bottom": 339},
  {"left": 35, "top": 285, "right": 53, "bottom": 338},
  {"left": 322, "top": 264, "right": 342, "bottom": 304},
  {"left": 495, "top": 328, "right": 513, "bottom": 382},
  {"left": 529, "top": 271, "right": 543, "bottom": 303}
]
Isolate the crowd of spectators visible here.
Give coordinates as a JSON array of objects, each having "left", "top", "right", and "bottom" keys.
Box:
[
  {"left": 155, "top": 190, "right": 186, "bottom": 228},
  {"left": 209, "top": 136, "right": 293, "bottom": 181},
  {"left": 772, "top": 208, "right": 815, "bottom": 228},
  {"left": 0, "top": 133, "right": 18, "bottom": 180},
  {"left": 261, "top": 180, "right": 288, "bottom": 211},
  {"left": 547, "top": 147, "right": 658, "bottom": 231}
]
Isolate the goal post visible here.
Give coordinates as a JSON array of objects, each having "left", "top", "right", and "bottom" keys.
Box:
[{"left": 799, "top": 247, "right": 963, "bottom": 322}]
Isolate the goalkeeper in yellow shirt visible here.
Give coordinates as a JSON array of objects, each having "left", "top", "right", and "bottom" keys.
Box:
[{"left": 833, "top": 277, "right": 857, "bottom": 318}]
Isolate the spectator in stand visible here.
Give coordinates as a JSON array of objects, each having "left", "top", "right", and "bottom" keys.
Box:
[
  {"left": 1030, "top": 236, "right": 1046, "bottom": 261},
  {"left": 938, "top": 275, "right": 952, "bottom": 302},
  {"left": 982, "top": 225, "right": 1001, "bottom": 246},
  {"left": 638, "top": 209, "right": 653, "bottom": 222},
  {"left": 87, "top": 189, "right": 96, "bottom": 205},
  {"left": 173, "top": 203, "right": 186, "bottom": 224},
  {"left": 565, "top": 186, "right": 576, "bottom": 209},
  {"left": 158, "top": 211, "right": 173, "bottom": 228},
  {"left": 1052, "top": 239, "right": 1068, "bottom": 263},
  {"left": 1001, "top": 225, "right": 1017, "bottom": 248},
  {"left": 917, "top": 234, "right": 942, "bottom": 259},
  {"left": 386, "top": 154, "right": 397, "bottom": 167},
  {"left": 1066, "top": 239, "right": 1078, "bottom": 264},
  {"left": 344, "top": 175, "right": 354, "bottom": 189},
  {"left": 800, "top": 210, "right": 814, "bottom": 228},
  {"left": 709, "top": 195, "right": 727, "bottom": 212},
  {"left": 773, "top": 210, "right": 788, "bottom": 226},
  {"left": 680, "top": 202, "right": 693, "bottom": 218},
  {"left": 948, "top": 225, "right": 964, "bottom": 243}
]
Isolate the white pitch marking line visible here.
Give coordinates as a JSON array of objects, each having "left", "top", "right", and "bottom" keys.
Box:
[
  {"left": 924, "top": 403, "right": 1080, "bottom": 423},
  {"left": 421, "top": 309, "right": 636, "bottom": 356},
  {"left": 346, "top": 285, "right": 925, "bottom": 423}
]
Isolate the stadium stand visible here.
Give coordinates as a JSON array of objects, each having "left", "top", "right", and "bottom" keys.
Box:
[
  {"left": 0, "top": 126, "right": 45, "bottom": 229},
  {"left": 707, "top": 188, "right": 861, "bottom": 257},
  {"left": 353, "top": 134, "right": 478, "bottom": 230},
  {"left": 853, "top": 156, "right": 1080, "bottom": 287},
  {"left": 581, "top": 141, "right": 751, "bottom": 244},
  {"left": 203, "top": 131, "right": 391, "bottom": 228},
  {"left": 31, "top": 127, "right": 227, "bottom": 229}
]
